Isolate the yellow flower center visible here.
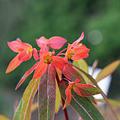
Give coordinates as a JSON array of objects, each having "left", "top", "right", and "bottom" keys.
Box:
[
  {"left": 26, "top": 47, "right": 33, "bottom": 54},
  {"left": 66, "top": 50, "right": 74, "bottom": 60},
  {"left": 43, "top": 52, "right": 53, "bottom": 64}
]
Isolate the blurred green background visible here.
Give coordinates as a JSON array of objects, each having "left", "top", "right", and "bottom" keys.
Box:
[{"left": 0, "top": 0, "right": 120, "bottom": 119}]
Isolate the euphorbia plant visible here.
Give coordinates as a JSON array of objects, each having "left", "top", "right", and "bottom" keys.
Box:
[{"left": 5, "top": 32, "right": 120, "bottom": 120}]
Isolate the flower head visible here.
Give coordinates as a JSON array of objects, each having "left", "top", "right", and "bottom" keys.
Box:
[
  {"left": 36, "top": 36, "right": 67, "bottom": 53},
  {"left": 15, "top": 50, "right": 66, "bottom": 90},
  {"left": 63, "top": 79, "right": 100, "bottom": 108},
  {"left": 65, "top": 32, "right": 90, "bottom": 61},
  {"left": 6, "top": 39, "right": 35, "bottom": 74}
]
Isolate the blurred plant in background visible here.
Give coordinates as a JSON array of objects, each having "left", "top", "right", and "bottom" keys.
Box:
[{"left": 0, "top": 0, "right": 120, "bottom": 119}]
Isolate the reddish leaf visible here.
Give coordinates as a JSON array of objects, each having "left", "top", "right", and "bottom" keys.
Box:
[
  {"left": 38, "top": 69, "right": 48, "bottom": 120},
  {"left": 48, "top": 64, "right": 56, "bottom": 120}
]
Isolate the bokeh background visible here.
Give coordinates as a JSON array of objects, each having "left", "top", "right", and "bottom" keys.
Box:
[{"left": 0, "top": 0, "right": 120, "bottom": 119}]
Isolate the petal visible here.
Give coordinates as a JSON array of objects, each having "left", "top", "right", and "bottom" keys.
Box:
[
  {"left": 33, "top": 48, "right": 39, "bottom": 61},
  {"left": 36, "top": 36, "right": 48, "bottom": 48},
  {"left": 15, "top": 62, "right": 39, "bottom": 90},
  {"left": 52, "top": 56, "right": 66, "bottom": 71},
  {"left": 33, "top": 61, "right": 47, "bottom": 79},
  {"left": 7, "top": 38, "right": 24, "bottom": 52},
  {"left": 18, "top": 51, "right": 32, "bottom": 62},
  {"left": 72, "top": 45, "right": 90, "bottom": 60},
  {"left": 77, "top": 32, "right": 84, "bottom": 43},
  {"left": 75, "top": 79, "right": 81, "bottom": 83},
  {"left": 72, "top": 32, "right": 84, "bottom": 46},
  {"left": 6, "top": 54, "right": 22, "bottom": 74},
  {"left": 63, "top": 86, "right": 72, "bottom": 109},
  {"left": 7, "top": 38, "right": 32, "bottom": 53},
  {"left": 48, "top": 36, "right": 67, "bottom": 49}
]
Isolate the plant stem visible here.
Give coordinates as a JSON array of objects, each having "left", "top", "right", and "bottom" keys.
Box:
[
  {"left": 62, "top": 98, "right": 69, "bottom": 120},
  {"left": 55, "top": 72, "right": 69, "bottom": 120}
]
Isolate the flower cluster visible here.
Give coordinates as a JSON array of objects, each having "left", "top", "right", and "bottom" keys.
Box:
[{"left": 6, "top": 32, "right": 99, "bottom": 108}]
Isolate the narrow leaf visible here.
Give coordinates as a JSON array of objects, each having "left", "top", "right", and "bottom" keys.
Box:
[
  {"left": 73, "top": 60, "right": 90, "bottom": 83},
  {"left": 73, "top": 59, "right": 88, "bottom": 73},
  {"left": 47, "top": 65, "right": 56, "bottom": 120},
  {"left": 0, "top": 115, "right": 9, "bottom": 120},
  {"left": 13, "top": 78, "right": 40, "bottom": 120},
  {"left": 59, "top": 83, "right": 104, "bottom": 120},
  {"left": 74, "top": 66, "right": 119, "bottom": 120},
  {"left": 38, "top": 70, "right": 48, "bottom": 120},
  {"left": 96, "top": 60, "right": 120, "bottom": 82},
  {"left": 55, "top": 81, "right": 61, "bottom": 113}
]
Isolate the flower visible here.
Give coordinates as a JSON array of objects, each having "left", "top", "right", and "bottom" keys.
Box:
[
  {"left": 6, "top": 39, "right": 38, "bottom": 74},
  {"left": 65, "top": 32, "right": 90, "bottom": 61},
  {"left": 15, "top": 50, "right": 66, "bottom": 90},
  {"left": 63, "top": 79, "right": 100, "bottom": 109},
  {"left": 36, "top": 36, "right": 67, "bottom": 54}
]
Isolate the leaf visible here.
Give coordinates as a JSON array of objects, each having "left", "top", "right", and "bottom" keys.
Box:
[
  {"left": 91, "top": 60, "right": 99, "bottom": 75},
  {"left": 13, "top": 78, "right": 40, "bottom": 120},
  {"left": 0, "top": 115, "right": 9, "bottom": 120},
  {"left": 59, "top": 83, "right": 104, "bottom": 120},
  {"left": 73, "top": 59, "right": 88, "bottom": 73},
  {"left": 31, "top": 102, "right": 38, "bottom": 112},
  {"left": 55, "top": 81, "right": 61, "bottom": 113},
  {"left": 96, "top": 99, "right": 120, "bottom": 107},
  {"left": 31, "top": 82, "right": 62, "bottom": 114},
  {"left": 47, "top": 64, "right": 56, "bottom": 120},
  {"left": 38, "top": 70, "right": 48, "bottom": 120},
  {"left": 75, "top": 83, "right": 101, "bottom": 96},
  {"left": 96, "top": 60, "right": 120, "bottom": 82},
  {"left": 74, "top": 66, "right": 119, "bottom": 120},
  {"left": 73, "top": 60, "right": 90, "bottom": 83}
]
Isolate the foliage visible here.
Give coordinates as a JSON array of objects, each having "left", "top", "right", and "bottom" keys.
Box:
[{"left": 1, "top": 33, "right": 119, "bottom": 120}]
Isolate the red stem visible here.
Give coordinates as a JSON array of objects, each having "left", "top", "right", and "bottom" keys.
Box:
[
  {"left": 62, "top": 98, "right": 69, "bottom": 120},
  {"left": 55, "top": 72, "right": 69, "bottom": 120}
]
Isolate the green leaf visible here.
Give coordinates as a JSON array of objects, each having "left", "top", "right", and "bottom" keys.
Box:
[
  {"left": 73, "top": 60, "right": 90, "bottom": 83},
  {"left": 13, "top": 78, "right": 40, "bottom": 120},
  {"left": 55, "top": 81, "right": 61, "bottom": 113},
  {"left": 73, "top": 60, "right": 88, "bottom": 73},
  {"left": 96, "top": 60, "right": 120, "bottom": 82},
  {"left": 0, "top": 115, "right": 9, "bottom": 120},
  {"left": 80, "top": 85, "right": 101, "bottom": 95},
  {"left": 74, "top": 66, "right": 119, "bottom": 120},
  {"left": 72, "top": 93, "right": 104, "bottom": 120},
  {"left": 59, "top": 83, "right": 104, "bottom": 120}
]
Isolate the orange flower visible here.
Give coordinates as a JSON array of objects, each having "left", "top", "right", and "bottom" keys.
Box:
[
  {"left": 15, "top": 51, "right": 66, "bottom": 90},
  {"left": 63, "top": 79, "right": 100, "bottom": 109},
  {"left": 6, "top": 39, "right": 38, "bottom": 74},
  {"left": 65, "top": 32, "right": 90, "bottom": 61}
]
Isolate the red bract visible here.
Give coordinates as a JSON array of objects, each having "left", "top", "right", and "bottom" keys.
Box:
[
  {"left": 65, "top": 32, "right": 90, "bottom": 61},
  {"left": 6, "top": 39, "right": 38, "bottom": 74},
  {"left": 15, "top": 51, "right": 66, "bottom": 90},
  {"left": 36, "top": 36, "right": 67, "bottom": 50},
  {"left": 63, "top": 79, "right": 100, "bottom": 109}
]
